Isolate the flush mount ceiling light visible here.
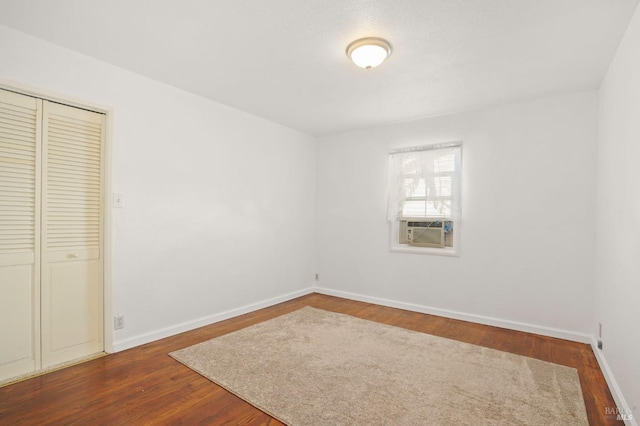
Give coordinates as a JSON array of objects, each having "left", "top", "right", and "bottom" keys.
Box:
[{"left": 346, "top": 37, "right": 392, "bottom": 70}]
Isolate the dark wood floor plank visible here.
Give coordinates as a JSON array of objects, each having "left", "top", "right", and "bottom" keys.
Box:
[{"left": 0, "top": 293, "right": 622, "bottom": 425}]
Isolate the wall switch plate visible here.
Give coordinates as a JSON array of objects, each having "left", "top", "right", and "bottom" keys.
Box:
[{"left": 113, "top": 193, "right": 124, "bottom": 208}]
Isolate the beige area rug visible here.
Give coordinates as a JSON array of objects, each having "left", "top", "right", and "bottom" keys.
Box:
[{"left": 170, "top": 307, "right": 588, "bottom": 425}]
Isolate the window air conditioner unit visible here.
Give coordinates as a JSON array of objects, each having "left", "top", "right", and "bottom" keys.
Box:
[{"left": 400, "top": 220, "right": 445, "bottom": 248}]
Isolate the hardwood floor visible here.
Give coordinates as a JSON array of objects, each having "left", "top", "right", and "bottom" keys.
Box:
[{"left": 0, "top": 293, "right": 622, "bottom": 425}]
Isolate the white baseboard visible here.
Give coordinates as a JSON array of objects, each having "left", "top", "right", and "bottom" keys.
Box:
[
  {"left": 112, "top": 287, "right": 315, "bottom": 352},
  {"left": 590, "top": 338, "right": 637, "bottom": 426},
  {"left": 314, "top": 286, "right": 592, "bottom": 344}
]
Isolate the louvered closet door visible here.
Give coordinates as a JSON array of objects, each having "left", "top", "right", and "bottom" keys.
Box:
[
  {"left": 41, "top": 101, "right": 104, "bottom": 368},
  {"left": 0, "top": 89, "right": 41, "bottom": 379}
]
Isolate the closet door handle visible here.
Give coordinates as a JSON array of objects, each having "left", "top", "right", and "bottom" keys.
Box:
[{"left": 67, "top": 253, "right": 79, "bottom": 259}]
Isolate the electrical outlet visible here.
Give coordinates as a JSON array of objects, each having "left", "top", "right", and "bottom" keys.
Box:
[
  {"left": 597, "top": 340, "right": 603, "bottom": 350},
  {"left": 315, "top": 273, "right": 319, "bottom": 281},
  {"left": 114, "top": 315, "right": 125, "bottom": 330}
]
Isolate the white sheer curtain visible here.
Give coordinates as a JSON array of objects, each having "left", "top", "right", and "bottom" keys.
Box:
[{"left": 387, "top": 143, "right": 462, "bottom": 222}]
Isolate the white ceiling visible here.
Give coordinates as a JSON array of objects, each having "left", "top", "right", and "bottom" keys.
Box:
[{"left": 0, "top": 0, "right": 638, "bottom": 136}]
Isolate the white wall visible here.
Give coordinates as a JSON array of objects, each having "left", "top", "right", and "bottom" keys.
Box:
[
  {"left": 316, "top": 91, "right": 597, "bottom": 336},
  {"left": 0, "top": 25, "right": 316, "bottom": 350},
  {"left": 1, "top": 11, "right": 636, "bottom": 414},
  {"left": 596, "top": 3, "right": 640, "bottom": 418}
]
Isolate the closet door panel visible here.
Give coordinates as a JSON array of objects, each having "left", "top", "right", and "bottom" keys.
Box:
[
  {"left": 41, "top": 101, "right": 104, "bottom": 368},
  {"left": 0, "top": 89, "right": 40, "bottom": 380},
  {"left": 47, "top": 259, "right": 101, "bottom": 352},
  {"left": 0, "top": 264, "right": 36, "bottom": 379}
]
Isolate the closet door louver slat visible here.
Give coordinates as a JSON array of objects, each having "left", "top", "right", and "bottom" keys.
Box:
[
  {"left": 45, "top": 114, "right": 101, "bottom": 250},
  {"left": 0, "top": 92, "right": 37, "bottom": 252}
]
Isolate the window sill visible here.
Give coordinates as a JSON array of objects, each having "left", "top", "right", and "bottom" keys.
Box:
[{"left": 390, "top": 245, "right": 459, "bottom": 257}]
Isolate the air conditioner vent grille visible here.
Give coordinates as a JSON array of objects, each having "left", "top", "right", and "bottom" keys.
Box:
[{"left": 407, "top": 221, "right": 443, "bottom": 228}]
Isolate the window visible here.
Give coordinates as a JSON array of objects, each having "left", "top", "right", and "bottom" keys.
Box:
[{"left": 387, "top": 142, "right": 462, "bottom": 255}]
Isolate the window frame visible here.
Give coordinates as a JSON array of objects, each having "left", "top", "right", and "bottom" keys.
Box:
[{"left": 388, "top": 142, "right": 462, "bottom": 256}]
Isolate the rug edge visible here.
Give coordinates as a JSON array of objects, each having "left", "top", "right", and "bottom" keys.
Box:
[{"left": 168, "top": 352, "right": 293, "bottom": 425}]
